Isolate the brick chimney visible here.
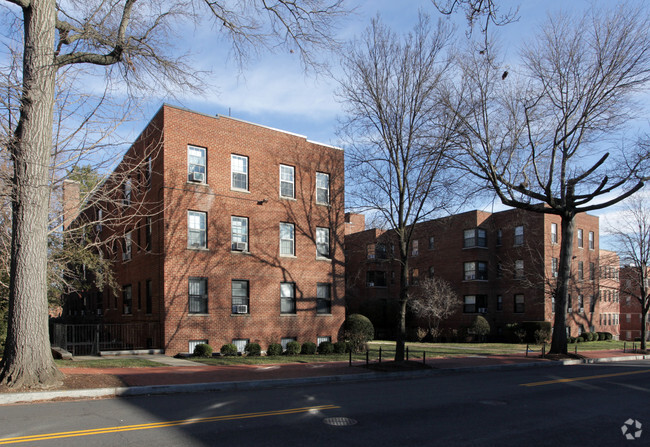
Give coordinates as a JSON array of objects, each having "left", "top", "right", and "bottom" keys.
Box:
[{"left": 62, "top": 179, "right": 81, "bottom": 231}]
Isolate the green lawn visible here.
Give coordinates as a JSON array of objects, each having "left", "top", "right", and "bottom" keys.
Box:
[
  {"left": 54, "top": 358, "right": 163, "bottom": 368},
  {"left": 37, "top": 339, "right": 635, "bottom": 368}
]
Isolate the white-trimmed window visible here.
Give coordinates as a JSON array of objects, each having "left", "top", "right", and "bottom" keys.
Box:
[
  {"left": 123, "top": 231, "right": 132, "bottom": 261},
  {"left": 316, "top": 172, "right": 329, "bottom": 205},
  {"left": 280, "top": 165, "right": 295, "bottom": 198},
  {"left": 463, "top": 295, "right": 487, "bottom": 313},
  {"left": 189, "top": 277, "right": 208, "bottom": 314},
  {"left": 317, "top": 283, "right": 331, "bottom": 314},
  {"left": 281, "top": 282, "right": 296, "bottom": 314},
  {"left": 428, "top": 236, "right": 435, "bottom": 250},
  {"left": 123, "top": 285, "right": 132, "bottom": 315},
  {"left": 552, "top": 257, "right": 558, "bottom": 277},
  {"left": 551, "top": 223, "right": 558, "bottom": 244},
  {"left": 411, "top": 239, "right": 419, "bottom": 256},
  {"left": 97, "top": 208, "right": 103, "bottom": 233},
  {"left": 578, "top": 261, "right": 584, "bottom": 280},
  {"left": 189, "top": 340, "right": 208, "bottom": 354},
  {"left": 232, "top": 339, "right": 249, "bottom": 354},
  {"left": 280, "top": 222, "right": 295, "bottom": 256},
  {"left": 316, "top": 227, "right": 330, "bottom": 258},
  {"left": 281, "top": 337, "right": 296, "bottom": 351},
  {"left": 146, "top": 216, "right": 152, "bottom": 251},
  {"left": 188, "top": 211, "right": 207, "bottom": 249},
  {"left": 514, "top": 226, "right": 524, "bottom": 246},
  {"left": 231, "top": 216, "right": 249, "bottom": 251},
  {"left": 464, "top": 228, "right": 487, "bottom": 248},
  {"left": 231, "top": 154, "right": 248, "bottom": 190},
  {"left": 231, "top": 280, "right": 249, "bottom": 314},
  {"left": 188, "top": 145, "right": 206, "bottom": 183},
  {"left": 317, "top": 336, "right": 331, "bottom": 346},
  {"left": 577, "top": 229, "right": 584, "bottom": 248},
  {"left": 146, "top": 156, "right": 152, "bottom": 189},
  {"left": 464, "top": 261, "right": 487, "bottom": 280},
  {"left": 589, "top": 231, "right": 595, "bottom": 250},
  {"left": 514, "top": 260, "right": 524, "bottom": 279},
  {"left": 123, "top": 178, "right": 132, "bottom": 205}
]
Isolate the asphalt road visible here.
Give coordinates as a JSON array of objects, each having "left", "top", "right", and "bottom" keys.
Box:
[{"left": 1, "top": 361, "right": 649, "bottom": 446}]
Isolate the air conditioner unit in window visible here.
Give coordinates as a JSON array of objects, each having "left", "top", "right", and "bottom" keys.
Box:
[
  {"left": 191, "top": 172, "right": 205, "bottom": 183},
  {"left": 233, "top": 304, "right": 248, "bottom": 314},
  {"left": 232, "top": 242, "right": 247, "bottom": 251}
]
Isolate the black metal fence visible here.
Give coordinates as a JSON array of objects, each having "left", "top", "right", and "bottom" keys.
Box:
[{"left": 50, "top": 322, "right": 160, "bottom": 356}]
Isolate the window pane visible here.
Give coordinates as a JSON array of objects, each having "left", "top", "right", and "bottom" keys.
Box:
[
  {"left": 317, "top": 283, "right": 331, "bottom": 314},
  {"left": 280, "top": 223, "right": 295, "bottom": 255},
  {"left": 231, "top": 155, "right": 248, "bottom": 190},
  {"left": 316, "top": 227, "right": 330, "bottom": 257},
  {"left": 231, "top": 280, "right": 249, "bottom": 313},
  {"left": 316, "top": 172, "right": 329, "bottom": 204},
  {"left": 188, "top": 211, "right": 206, "bottom": 248},
  {"left": 189, "top": 278, "right": 207, "bottom": 314},
  {"left": 280, "top": 165, "right": 295, "bottom": 198},
  {"left": 188, "top": 146, "right": 206, "bottom": 181},
  {"left": 281, "top": 282, "right": 296, "bottom": 314},
  {"left": 231, "top": 216, "right": 248, "bottom": 250}
]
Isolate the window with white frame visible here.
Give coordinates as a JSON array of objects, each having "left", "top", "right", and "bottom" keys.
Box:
[
  {"left": 231, "top": 216, "right": 248, "bottom": 251},
  {"left": 514, "top": 260, "right": 524, "bottom": 279},
  {"left": 188, "top": 211, "right": 206, "bottom": 249},
  {"left": 97, "top": 208, "right": 103, "bottom": 233},
  {"left": 578, "top": 295, "right": 584, "bottom": 312},
  {"left": 317, "top": 283, "right": 331, "bottom": 314},
  {"left": 411, "top": 239, "right": 419, "bottom": 256},
  {"left": 552, "top": 257, "right": 558, "bottom": 277},
  {"left": 428, "top": 236, "right": 434, "bottom": 250},
  {"left": 514, "top": 225, "right": 524, "bottom": 246},
  {"left": 280, "top": 222, "right": 295, "bottom": 256},
  {"left": 146, "top": 156, "right": 152, "bottom": 189},
  {"left": 316, "top": 227, "right": 330, "bottom": 258},
  {"left": 551, "top": 223, "right": 558, "bottom": 244},
  {"left": 281, "top": 337, "right": 296, "bottom": 351},
  {"left": 280, "top": 165, "right": 295, "bottom": 198},
  {"left": 231, "top": 280, "right": 249, "bottom": 314},
  {"left": 464, "top": 261, "right": 488, "bottom": 280},
  {"left": 231, "top": 154, "right": 248, "bottom": 190},
  {"left": 316, "top": 172, "right": 329, "bottom": 205},
  {"left": 577, "top": 228, "right": 584, "bottom": 248},
  {"left": 578, "top": 261, "right": 584, "bottom": 280},
  {"left": 123, "top": 285, "right": 132, "bottom": 315},
  {"left": 589, "top": 231, "right": 594, "bottom": 250},
  {"left": 463, "top": 295, "right": 487, "bottom": 313},
  {"left": 123, "top": 178, "right": 132, "bottom": 205},
  {"left": 188, "top": 145, "right": 206, "bottom": 182},
  {"left": 189, "top": 340, "right": 208, "bottom": 354},
  {"left": 281, "top": 282, "right": 296, "bottom": 314},
  {"left": 146, "top": 217, "right": 152, "bottom": 251},
  {"left": 123, "top": 231, "right": 132, "bottom": 261},
  {"left": 514, "top": 294, "right": 525, "bottom": 313},
  {"left": 317, "top": 336, "right": 331, "bottom": 346},
  {"left": 464, "top": 228, "right": 487, "bottom": 248},
  {"left": 232, "top": 339, "right": 249, "bottom": 354},
  {"left": 189, "top": 277, "right": 208, "bottom": 314},
  {"left": 496, "top": 229, "right": 502, "bottom": 246}
]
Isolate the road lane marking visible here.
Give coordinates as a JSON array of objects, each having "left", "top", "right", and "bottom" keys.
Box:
[
  {"left": 521, "top": 369, "right": 650, "bottom": 387},
  {"left": 0, "top": 404, "right": 340, "bottom": 445}
]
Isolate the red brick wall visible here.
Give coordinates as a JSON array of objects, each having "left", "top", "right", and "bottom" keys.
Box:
[{"left": 113, "top": 105, "right": 347, "bottom": 354}]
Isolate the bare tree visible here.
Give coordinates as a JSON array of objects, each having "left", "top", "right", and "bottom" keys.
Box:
[
  {"left": 446, "top": 5, "right": 650, "bottom": 354},
  {"left": 337, "top": 14, "right": 458, "bottom": 362},
  {"left": 608, "top": 195, "right": 650, "bottom": 350},
  {"left": 432, "top": 0, "right": 519, "bottom": 53},
  {"left": 1, "top": 0, "right": 348, "bottom": 388},
  {"left": 408, "top": 276, "right": 458, "bottom": 340}
]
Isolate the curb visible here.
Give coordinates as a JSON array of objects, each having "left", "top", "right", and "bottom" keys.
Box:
[
  {"left": 561, "top": 354, "right": 648, "bottom": 365},
  {"left": 0, "top": 360, "right": 557, "bottom": 406}
]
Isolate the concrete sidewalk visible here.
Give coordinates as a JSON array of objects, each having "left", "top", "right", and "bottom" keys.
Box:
[{"left": 0, "top": 350, "right": 647, "bottom": 405}]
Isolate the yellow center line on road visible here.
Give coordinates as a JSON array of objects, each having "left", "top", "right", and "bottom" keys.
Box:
[
  {"left": 0, "top": 404, "right": 340, "bottom": 445},
  {"left": 521, "top": 369, "right": 650, "bottom": 387}
]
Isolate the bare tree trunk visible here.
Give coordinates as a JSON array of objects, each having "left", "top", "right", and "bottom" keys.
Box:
[
  {"left": 395, "top": 247, "right": 409, "bottom": 362},
  {"left": 641, "top": 306, "right": 648, "bottom": 351},
  {"left": 0, "top": 0, "right": 63, "bottom": 388},
  {"left": 550, "top": 214, "right": 575, "bottom": 355}
]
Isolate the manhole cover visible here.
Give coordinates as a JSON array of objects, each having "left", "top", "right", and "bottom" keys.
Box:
[
  {"left": 479, "top": 400, "right": 507, "bottom": 406},
  {"left": 323, "top": 417, "right": 358, "bottom": 427}
]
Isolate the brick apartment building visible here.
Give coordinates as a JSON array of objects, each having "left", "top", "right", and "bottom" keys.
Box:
[
  {"left": 345, "top": 209, "right": 620, "bottom": 340},
  {"left": 65, "top": 104, "right": 345, "bottom": 355},
  {"left": 619, "top": 265, "right": 650, "bottom": 341}
]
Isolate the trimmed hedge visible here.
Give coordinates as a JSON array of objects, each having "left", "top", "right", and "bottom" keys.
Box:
[
  {"left": 301, "top": 341, "right": 317, "bottom": 355},
  {"left": 520, "top": 321, "right": 552, "bottom": 344},
  {"left": 267, "top": 343, "right": 283, "bottom": 356},
  {"left": 285, "top": 341, "right": 301, "bottom": 355},
  {"left": 220, "top": 343, "right": 238, "bottom": 356},
  {"left": 333, "top": 341, "right": 349, "bottom": 354},
  {"left": 193, "top": 343, "right": 213, "bottom": 357},
  {"left": 317, "top": 341, "right": 334, "bottom": 355},
  {"left": 342, "top": 314, "right": 374, "bottom": 352},
  {"left": 245, "top": 342, "right": 261, "bottom": 356}
]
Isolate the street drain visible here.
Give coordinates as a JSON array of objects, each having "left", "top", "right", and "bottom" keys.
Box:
[{"left": 323, "top": 417, "right": 358, "bottom": 427}]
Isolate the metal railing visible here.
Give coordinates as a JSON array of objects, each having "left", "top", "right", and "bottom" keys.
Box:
[{"left": 50, "top": 322, "right": 160, "bottom": 356}]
